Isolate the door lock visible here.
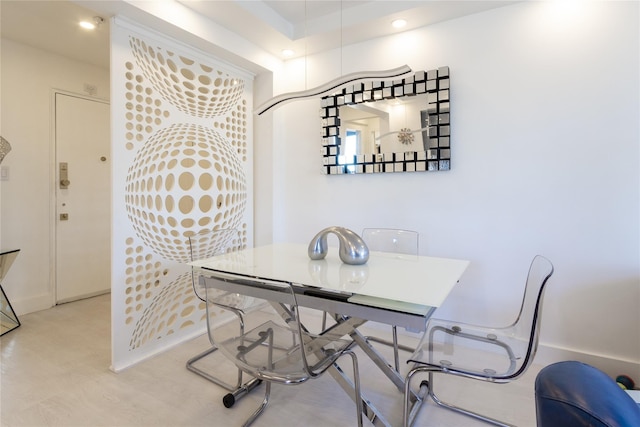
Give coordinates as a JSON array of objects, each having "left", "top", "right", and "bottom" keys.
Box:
[
  {"left": 60, "top": 213, "right": 69, "bottom": 221},
  {"left": 59, "top": 162, "right": 70, "bottom": 189}
]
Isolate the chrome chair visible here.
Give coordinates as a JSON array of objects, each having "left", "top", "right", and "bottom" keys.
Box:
[
  {"left": 403, "top": 255, "right": 554, "bottom": 427},
  {"left": 205, "top": 274, "right": 364, "bottom": 426},
  {"left": 185, "top": 228, "right": 247, "bottom": 392},
  {"left": 362, "top": 228, "right": 420, "bottom": 372}
]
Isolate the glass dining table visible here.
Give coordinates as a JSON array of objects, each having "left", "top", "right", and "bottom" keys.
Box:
[{"left": 192, "top": 242, "right": 469, "bottom": 426}]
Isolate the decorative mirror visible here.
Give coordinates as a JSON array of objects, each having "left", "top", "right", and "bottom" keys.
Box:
[
  {"left": 320, "top": 67, "right": 450, "bottom": 174},
  {"left": 0, "top": 249, "right": 21, "bottom": 336}
]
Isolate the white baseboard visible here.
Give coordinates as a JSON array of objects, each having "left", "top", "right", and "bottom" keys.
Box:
[
  {"left": 111, "top": 326, "right": 207, "bottom": 373},
  {"left": 9, "top": 292, "right": 54, "bottom": 316},
  {"left": 534, "top": 343, "right": 640, "bottom": 380},
  {"left": 371, "top": 321, "right": 640, "bottom": 380}
]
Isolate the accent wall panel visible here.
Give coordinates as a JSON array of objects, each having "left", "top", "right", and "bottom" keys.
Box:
[{"left": 111, "top": 19, "right": 254, "bottom": 371}]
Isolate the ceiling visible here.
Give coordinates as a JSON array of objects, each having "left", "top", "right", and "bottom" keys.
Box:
[
  {"left": 177, "top": 0, "right": 516, "bottom": 60},
  {"left": 0, "top": 1, "right": 515, "bottom": 70},
  {"left": 0, "top": 1, "right": 111, "bottom": 68}
]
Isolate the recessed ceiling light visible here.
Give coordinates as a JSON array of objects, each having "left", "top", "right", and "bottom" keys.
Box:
[
  {"left": 392, "top": 19, "right": 407, "bottom": 29},
  {"left": 79, "top": 20, "right": 96, "bottom": 30},
  {"left": 79, "top": 16, "right": 104, "bottom": 30},
  {"left": 281, "top": 49, "right": 295, "bottom": 58}
]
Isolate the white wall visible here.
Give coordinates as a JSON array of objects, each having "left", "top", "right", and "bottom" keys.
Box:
[
  {"left": 0, "top": 39, "right": 110, "bottom": 314},
  {"left": 3, "top": 0, "right": 637, "bottom": 377},
  {"left": 261, "top": 1, "right": 639, "bottom": 374}
]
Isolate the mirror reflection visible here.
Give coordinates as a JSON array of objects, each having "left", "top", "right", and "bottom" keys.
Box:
[
  {"left": 0, "top": 249, "right": 21, "bottom": 336},
  {"left": 340, "top": 94, "right": 431, "bottom": 157},
  {"left": 320, "top": 67, "right": 451, "bottom": 175}
]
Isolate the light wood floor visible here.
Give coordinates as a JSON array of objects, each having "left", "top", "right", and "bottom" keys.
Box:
[{"left": 1, "top": 294, "right": 541, "bottom": 426}]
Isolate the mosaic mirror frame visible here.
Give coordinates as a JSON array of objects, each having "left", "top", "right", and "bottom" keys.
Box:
[{"left": 320, "top": 66, "right": 451, "bottom": 175}]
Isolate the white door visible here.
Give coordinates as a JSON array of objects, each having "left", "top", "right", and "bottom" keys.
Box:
[{"left": 55, "top": 93, "right": 110, "bottom": 303}]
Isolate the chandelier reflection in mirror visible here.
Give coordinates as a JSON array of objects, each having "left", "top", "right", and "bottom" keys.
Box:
[{"left": 320, "top": 66, "right": 451, "bottom": 175}]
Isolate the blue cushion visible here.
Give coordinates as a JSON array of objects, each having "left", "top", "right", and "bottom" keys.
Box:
[{"left": 535, "top": 361, "right": 640, "bottom": 427}]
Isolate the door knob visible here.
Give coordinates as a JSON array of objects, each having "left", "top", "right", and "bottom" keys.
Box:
[{"left": 59, "top": 162, "right": 70, "bottom": 189}]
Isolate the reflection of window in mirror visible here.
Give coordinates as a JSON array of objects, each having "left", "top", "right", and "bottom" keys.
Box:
[
  {"left": 338, "top": 129, "right": 362, "bottom": 172},
  {"left": 340, "top": 129, "right": 360, "bottom": 173},
  {"left": 341, "top": 107, "right": 381, "bottom": 158},
  {"left": 344, "top": 129, "right": 359, "bottom": 158}
]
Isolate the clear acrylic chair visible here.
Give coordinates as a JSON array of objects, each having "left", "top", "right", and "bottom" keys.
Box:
[
  {"left": 362, "top": 228, "right": 420, "bottom": 372},
  {"left": 185, "top": 228, "right": 248, "bottom": 391},
  {"left": 403, "top": 255, "right": 554, "bottom": 427},
  {"left": 205, "top": 274, "right": 364, "bottom": 426}
]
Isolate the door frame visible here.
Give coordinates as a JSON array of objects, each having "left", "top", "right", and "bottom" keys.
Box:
[{"left": 49, "top": 89, "right": 110, "bottom": 306}]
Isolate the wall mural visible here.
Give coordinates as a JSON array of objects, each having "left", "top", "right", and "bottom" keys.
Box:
[{"left": 112, "top": 22, "right": 252, "bottom": 368}]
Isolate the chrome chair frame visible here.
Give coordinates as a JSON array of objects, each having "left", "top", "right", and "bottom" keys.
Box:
[
  {"left": 185, "top": 229, "right": 246, "bottom": 392},
  {"left": 403, "top": 255, "right": 554, "bottom": 427},
  {"left": 206, "top": 274, "right": 364, "bottom": 427}
]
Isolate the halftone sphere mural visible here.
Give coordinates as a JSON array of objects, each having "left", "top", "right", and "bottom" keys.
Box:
[
  {"left": 125, "top": 123, "right": 247, "bottom": 262},
  {"left": 130, "top": 37, "right": 245, "bottom": 118}
]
